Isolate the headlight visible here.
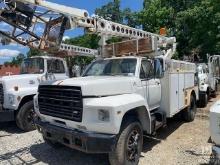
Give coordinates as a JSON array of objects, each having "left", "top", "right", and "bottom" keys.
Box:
[
  {"left": 98, "top": 109, "right": 110, "bottom": 122},
  {"left": 8, "top": 94, "right": 15, "bottom": 105}
]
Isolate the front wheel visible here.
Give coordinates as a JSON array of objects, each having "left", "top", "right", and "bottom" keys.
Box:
[
  {"left": 109, "top": 120, "right": 143, "bottom": 165},
  {"left": 16, "top": 101, "right": 36, "bottom": 132},
  {"left": 182, "top": 95, "right": 197, "bottom": 122}
]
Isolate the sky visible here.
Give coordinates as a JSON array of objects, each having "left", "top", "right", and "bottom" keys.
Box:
[{"left": 0, "top": 0, "right": 143, "bottom": 64}]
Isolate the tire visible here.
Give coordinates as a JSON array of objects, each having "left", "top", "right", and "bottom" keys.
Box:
[
  {"left": 200, "top": 93, "right": 208, "bottom": 108},
  {"left": 109, "top": 119, "right": 143, "bottom": 165},
  {"left": 213, "top": 84, "right": 218, "bottom": 98},
  {"left": 16, "top": 101, "right": 36, "bottom": 132},
  {"left": 182, "top": 95, "right": 197, "bottom": 122},
  {"left": 43, "top": 137, "right": 62, "bottom": 149}
]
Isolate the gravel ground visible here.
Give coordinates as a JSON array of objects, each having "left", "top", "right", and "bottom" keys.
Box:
[{"left": 0, "top": 95, "right": 219, "bottom": 165}]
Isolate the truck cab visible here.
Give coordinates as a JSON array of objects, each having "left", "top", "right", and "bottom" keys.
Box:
[
  {"left": 34, "top": 56, "right": 198, "bottom": 165},
  {"left": 0, "top": 56, "right": 69, "bottom": 131},
  {"left": 197, "top": 64, "right": 210, "bottom": 107}
]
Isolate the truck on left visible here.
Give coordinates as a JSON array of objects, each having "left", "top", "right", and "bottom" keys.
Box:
[{"left": 0, "top": 56, "right": 69, "bottom": 131}]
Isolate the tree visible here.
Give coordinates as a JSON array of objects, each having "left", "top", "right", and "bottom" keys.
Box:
[
  {"left": 140, "top": 0, "right": 219, "bottom": 60},
  {"left": 27, "top": 48, "right": 42, "bottom": 57},
  {"left": 139, "top": 0, "right": 174, "bottom": 34},
  {"left": 95, "top": 0, "right": 122, "bottom": 23},
  {"left": 64, "top": 34, "right": 100, "bottom": 49},
  {"left": 176, "top": 0, "right": 220, "bottom": 60},
  {"left": 123, "top": 8, "right": 138, "bottom": 28},
  {"left": 4, "top": 53, "right": 25, "bottom": 66}
]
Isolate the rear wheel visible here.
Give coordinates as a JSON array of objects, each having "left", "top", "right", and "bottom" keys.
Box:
[
  {"left": 212, "top": 84, "right": 218, "bottom": 98},
  {"left": 16, "top": 101, "right": 36, "bottom": 132},
  {"left": 109, "top": 119, "right": 143, "bottom": 165},
  {"left": 182, "top": 95, "right": 197, "bottom": 122},
  {"left": 199, "top": 93, "right": 208, "bottom": 108}
]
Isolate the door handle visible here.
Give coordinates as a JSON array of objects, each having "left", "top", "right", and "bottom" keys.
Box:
[{"left": 156, "top": 82, "right": 160, "bottom": 85}]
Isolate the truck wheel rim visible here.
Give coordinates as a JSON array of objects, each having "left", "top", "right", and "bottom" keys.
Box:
[
  {"left": 27, "top": 108, "right": 35, "bottom": 126},
  {"left": 126, "top": 129, "right": 140, "bottom": 162}
]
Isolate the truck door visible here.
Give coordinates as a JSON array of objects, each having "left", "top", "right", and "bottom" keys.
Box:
[
  {"left": 140, "top": 59, "right": 161, "bottom": 110},
  {"left": 47, "top": 59, "right": 69, "bottom": 80}
]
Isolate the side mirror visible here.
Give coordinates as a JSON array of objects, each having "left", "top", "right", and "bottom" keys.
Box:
[
  {"left": 154, "top": 59, "right": 164, "bottom": 79},
  {"left": 195, "top": 72, "right": 198, "bottom": 77}
]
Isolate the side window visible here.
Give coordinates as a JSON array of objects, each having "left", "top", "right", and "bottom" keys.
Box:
[
  {"left": 140, "top": 60, "right": 154, "bottom": 79},
  {"left": 154, "top": 59, "right": 163, "bottom": 78},
  {"left": 47, "top": 59, "right": 65, "bottom": 73}
]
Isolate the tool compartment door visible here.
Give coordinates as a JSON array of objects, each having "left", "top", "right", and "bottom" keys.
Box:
[
  {"left": 170, "top": 73, "right": 179, "bottom": 115},
  {"left": 178, "top": 73, "right": 185, "bottom": 109}
]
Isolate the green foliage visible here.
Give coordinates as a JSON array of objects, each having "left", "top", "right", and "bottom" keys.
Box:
[
  {"left": 64, "top": 34, "right": 100, "bottom": 49},
  {"left": 123, "top": 8, "right": 138, "bottom": 28},
  {"left": 27, "top": 48, "right": 45, "bottom": 57},
  {"left": 95, "top": 0, "right": 122, "bottom": 23},
  {"left": 4, "top": 53, "right": 25, "bottom": 66},
  {"left": 139, "top": 0, "right": 175, "bottom": 34},
  {"left": 140, "top": 0, "right": 220, "bottom": 61},
  {"left": 176, "top": 0, "right": 220, "bottom": 60}
]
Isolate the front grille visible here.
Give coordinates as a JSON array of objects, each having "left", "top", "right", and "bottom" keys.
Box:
[
  {"left": 38, "top": 85, "right": 83, "bottom": 122},
  {"left": 0, "top": 84, "right": 4, "bottom": 104}
]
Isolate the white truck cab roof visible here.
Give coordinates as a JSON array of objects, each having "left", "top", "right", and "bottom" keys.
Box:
[{"left": 30, "top": 56, "right": 64, "bottom": 60}]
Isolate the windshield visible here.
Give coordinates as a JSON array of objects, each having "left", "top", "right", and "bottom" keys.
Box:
[
  {"left": 47, "top": 59, "right": 65, "bottom": 73},
  {"left": 197, "top": 67, "right": 203, "bottom": 74},
  {"left": 83, "top": 58, "right": 137, "bottom": 77},
  {"left": 20, "top": 58, "right": 44, "bottom": 74}
]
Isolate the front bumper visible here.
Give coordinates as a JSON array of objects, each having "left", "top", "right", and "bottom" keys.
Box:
[
  {"left": 0, "top": 109, "right": 14, "bottom": 122},
  {"left": 35, "top": 119, "right": 117, "bottom": 153}
]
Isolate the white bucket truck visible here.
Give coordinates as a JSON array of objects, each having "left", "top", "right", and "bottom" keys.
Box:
[
  {"left": 34, "top": 40, "right": 198, "bottom": 164},
  {"left": 197, "top": 55, "right": 220, "bottom": 107},
  {"left": 0, "top": 56, "right": 69, "bottom": 131},
  {"left": 197, "top": 64, "right": 211, "bottom": 107},
  {"left": 208, "top": 55, "right": 220, "bottom": 91}
]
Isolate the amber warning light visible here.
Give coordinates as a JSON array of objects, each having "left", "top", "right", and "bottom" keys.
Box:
[{"left": 160, "top": 28, "right": 167, "bottom": 36}]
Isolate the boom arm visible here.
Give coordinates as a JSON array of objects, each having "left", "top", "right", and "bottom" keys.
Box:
[
  {"left": 0, "top": 33, "right": 98, "bottom": 57},
  {"left": 0, "top": 0, "right": 176, "bottom": 58}
]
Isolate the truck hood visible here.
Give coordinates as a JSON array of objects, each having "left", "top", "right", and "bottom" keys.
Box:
[
  {"left": 198, "top": 73, "right": 209, "bottom": 85},
  {"left": 0, "top": 74, "right": 41, "bottom": 90},
  {"left": 53, "top": 76, "right": 139, "bottom": 96}
]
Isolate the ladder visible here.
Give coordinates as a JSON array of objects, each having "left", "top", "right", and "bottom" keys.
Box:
[
  {"left": 0, "top": 33, "right": 98, "bottom": 57},
  {"left": 0, "top": 0, "right": 176, "bottom": 58}
]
